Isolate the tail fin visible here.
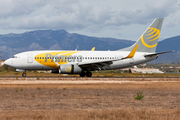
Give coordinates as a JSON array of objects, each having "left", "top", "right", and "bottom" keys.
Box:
[
  {"left": 119, "top": 18, "right": 164, "bottom": 53},
  {"left": 91, "top": 47, "right": 95, "bottom": 51}
]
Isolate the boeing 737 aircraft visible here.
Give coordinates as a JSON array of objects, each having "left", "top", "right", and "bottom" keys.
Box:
[{"left": 4, "top": 18, "right": 172, "bottom": 77}]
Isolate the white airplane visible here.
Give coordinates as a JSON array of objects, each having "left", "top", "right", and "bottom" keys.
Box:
[
  {"left": 4, "top": 18, "right": 172, "bottom": 77},
  {"left": 134, "top": 66, "right": 164, "bottom": 74}
]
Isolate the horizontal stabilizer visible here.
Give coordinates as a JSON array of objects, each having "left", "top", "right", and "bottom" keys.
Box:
[{"left": 144, "top": 51, "right": 173, "bottom": 57}]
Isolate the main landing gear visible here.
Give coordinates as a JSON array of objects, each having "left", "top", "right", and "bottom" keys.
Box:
[{"left": 80, "top": 71, "right": 92, "bottom": 77}]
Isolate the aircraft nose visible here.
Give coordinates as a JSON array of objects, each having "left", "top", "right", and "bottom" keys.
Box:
[{"left": 4, "top": 59, "right": 12, "bottom": 66}]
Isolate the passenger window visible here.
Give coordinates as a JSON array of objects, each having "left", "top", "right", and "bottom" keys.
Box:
[
  {"left": 37, "top": 57, "right": 39, "bottom": 59},
  {"left": 35, "top": 57, "right": 36, "bottom": 59}
]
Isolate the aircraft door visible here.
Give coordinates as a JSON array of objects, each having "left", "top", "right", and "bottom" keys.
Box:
[
  {"left": 27, "top": 53, "right": 33, "bottom": 63},
  {"left": 129, "top": 58, "right": 134, "bottom": 64}
]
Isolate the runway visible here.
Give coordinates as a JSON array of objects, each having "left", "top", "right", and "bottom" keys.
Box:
[{"left": 0, "top": 77, "right": 179, "bottom": 84}]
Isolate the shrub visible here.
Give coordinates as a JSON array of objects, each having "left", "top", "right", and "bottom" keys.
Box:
[{"left": 134, "top": 92, "right": 144, "bottom": 100}]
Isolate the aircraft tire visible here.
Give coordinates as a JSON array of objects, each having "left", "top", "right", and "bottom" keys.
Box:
[
  {"left": 86, "top": 71, "right": 92, "bottom": 77},
  {"left": 80, "top": 71, "right": 86, "bottom": 77},
  {"left": 22, "top": 73, "right": 26, "bottom": 77}
]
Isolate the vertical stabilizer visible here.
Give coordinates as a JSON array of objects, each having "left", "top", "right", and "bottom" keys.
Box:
[{"left": 119, "top": 18, "right": 164, "bottom": 53}]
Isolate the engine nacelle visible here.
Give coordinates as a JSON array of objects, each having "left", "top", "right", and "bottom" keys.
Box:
[{"left": 59, "top": 64, "right": 82, "bottom": 74}]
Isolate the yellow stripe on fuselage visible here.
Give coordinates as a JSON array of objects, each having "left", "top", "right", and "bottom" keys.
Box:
[{"left": 35, "top": 51, "right": 81, "bottom": 69}]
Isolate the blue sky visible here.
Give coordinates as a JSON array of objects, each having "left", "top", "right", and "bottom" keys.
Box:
[{"left": 0, "top": 0, "right": 180, "bottom": 41}]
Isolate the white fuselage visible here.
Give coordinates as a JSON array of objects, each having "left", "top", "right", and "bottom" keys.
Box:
[{"left": 4, "top": 50, "right": 157, "bottom": 71}]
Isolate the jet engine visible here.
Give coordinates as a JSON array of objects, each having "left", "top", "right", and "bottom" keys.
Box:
[{"left": 59, "top": 64, "right": 82, "bottom": 74}]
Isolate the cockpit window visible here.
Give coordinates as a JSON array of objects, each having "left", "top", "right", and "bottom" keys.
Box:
[{"left": 12, "top": 56, "right": 18, "bottom": 58}]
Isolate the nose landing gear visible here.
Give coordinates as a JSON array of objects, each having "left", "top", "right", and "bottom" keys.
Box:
[{"left": 22, "top": 72, "right": 26, "bottom": 77}]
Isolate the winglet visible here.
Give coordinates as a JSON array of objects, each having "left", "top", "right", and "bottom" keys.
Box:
[
  {"left": 91, "top": 47, "right": 95, "bottom": 51},
  {"left": 123, "top": 44, "right": 139, "bottom": 59}
]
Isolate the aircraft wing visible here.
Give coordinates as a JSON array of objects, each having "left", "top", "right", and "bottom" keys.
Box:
[{"left": 78, "top": 45, "right": 139, "bottom": 69}]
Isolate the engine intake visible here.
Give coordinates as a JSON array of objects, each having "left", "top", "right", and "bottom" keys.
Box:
[{"left": 59, "top": 64, "right": 82, "bottom": 74}]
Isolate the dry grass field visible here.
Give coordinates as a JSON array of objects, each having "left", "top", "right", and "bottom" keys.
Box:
[{"left": 0, "top": 81, "right": 180, "bottom": 120}]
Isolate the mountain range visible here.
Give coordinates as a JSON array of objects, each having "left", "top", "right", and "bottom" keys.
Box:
[{"left": 0, "top": 29, "right": 179, "bottom": 63}]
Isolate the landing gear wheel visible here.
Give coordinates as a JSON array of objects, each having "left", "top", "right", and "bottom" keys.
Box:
[
  {"left": 22, "top": 73, "right": 26, "bottom": 77},
  {"left": 80, "top": 71, "right": 86, "bottom": 77},
  {"left": 86, "top": 71, "right": 92, "bottom": 77}
]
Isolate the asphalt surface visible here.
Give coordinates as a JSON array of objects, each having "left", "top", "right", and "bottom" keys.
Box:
[
  {"left": 0, "top": 76, "right": 179, "bottom": 84},
  {"left": 0, "top": 76, "right": 180, "bottom": 78},
  {"left": 0, "top": 80, "right": 180, "bottom": 85}
]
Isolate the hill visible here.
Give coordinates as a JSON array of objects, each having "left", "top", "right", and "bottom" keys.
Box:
[
  {"left": 154, "top": 36, "right": 180, "bottom": 63},
  {"left": 0, "top": 30, "right": 133, "bottom": 59}
]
